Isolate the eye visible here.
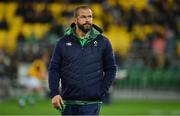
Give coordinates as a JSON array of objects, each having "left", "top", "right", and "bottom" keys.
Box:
[
  {"left": 78, "top": 15, "right": 92, "bottom": 19},
  {"left": 88, "top": 15, "right": 92, "bottom": 18}
]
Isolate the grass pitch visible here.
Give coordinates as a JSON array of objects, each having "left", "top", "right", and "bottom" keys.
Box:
[{"left": 0, "top": 98, "right": 180, "bottom": 115}]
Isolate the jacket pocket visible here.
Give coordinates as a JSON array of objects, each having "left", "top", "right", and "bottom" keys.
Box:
[
  {"left": 61, "top": 84, "right": 82, "bottom": 100},
  {"left": 83, "top": 82, "right": 101, "bottom": 100}
]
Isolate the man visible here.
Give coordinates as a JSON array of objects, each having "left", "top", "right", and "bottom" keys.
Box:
[{"left": 48, "top": 5, "right": 116, "bottom": 115}]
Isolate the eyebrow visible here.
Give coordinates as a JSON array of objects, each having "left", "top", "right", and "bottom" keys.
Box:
[{"left": 79, "top": 14, "right": 92, "bottom": 17}]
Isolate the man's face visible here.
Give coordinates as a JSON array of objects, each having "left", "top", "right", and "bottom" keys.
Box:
[{"left": 75, "top": 8, "right": 93, "bottom": 33}]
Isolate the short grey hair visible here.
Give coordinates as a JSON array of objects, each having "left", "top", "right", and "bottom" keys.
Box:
[{"left": 74, "top": 5, "right": 92, "bottom": 18}]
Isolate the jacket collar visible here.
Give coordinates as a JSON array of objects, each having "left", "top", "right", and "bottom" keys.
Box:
[{"left": 65, "top": 23, "right": 103, "bottom": 39}]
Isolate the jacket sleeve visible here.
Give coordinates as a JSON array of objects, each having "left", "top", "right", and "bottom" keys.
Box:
[
  {"left": 48, "top": 41, "right": 62, "bottom": 98},
  {"left": 101, "top": 38, "right": 117, "bottom": 96}
]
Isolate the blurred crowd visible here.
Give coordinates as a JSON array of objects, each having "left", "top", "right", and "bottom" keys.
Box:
[{"left": 0, "top": 0, "right": 180, "bottom": 94}]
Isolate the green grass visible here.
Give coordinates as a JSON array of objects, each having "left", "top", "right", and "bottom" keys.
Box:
[
  {"left": 101, "top": 100, "right": 180, "bottom": 115},
  {"left": 0, "top": 98, "right": 180, "bottom": 115}
]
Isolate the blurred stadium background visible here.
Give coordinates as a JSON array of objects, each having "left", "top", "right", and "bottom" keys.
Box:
[{"left": 0, "top": 0, "right": 180, "bottom": 115}]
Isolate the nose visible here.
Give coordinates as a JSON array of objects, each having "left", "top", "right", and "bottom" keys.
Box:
[
  {"left": 85, "top": 17, "right": 90, "bottom": 22},
  {"left": 85, "top": 20, "right": 90, "bottom": 24},
  {"left": 85, "top": 17, "right": 92, "bottom": 23}
]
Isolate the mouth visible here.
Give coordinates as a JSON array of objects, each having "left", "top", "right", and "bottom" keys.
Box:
[
  {"left": 84, "top": 23, "right": 91, "bottom": 26},
  {"left": 83, "top": 23, "right": 91, "bottom": 25},
  {"left": 83, "top": 24, "right": 91, "bottom": 28}
]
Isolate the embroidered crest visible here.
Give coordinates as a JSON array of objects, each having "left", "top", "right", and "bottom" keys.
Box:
[
  {"left": 66, "top": 42, "right": 72, "bottom": 46},
  {"left": 94, "top": 41, "right": 98, "bottom": 46}
]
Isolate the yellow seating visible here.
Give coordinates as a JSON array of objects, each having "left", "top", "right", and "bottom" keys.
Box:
[
  {"left": 91, "top": 4, "right": 102, "bottom": 18},
  {"left": 131, "top": 24, "right": 145, "bottom": 40},
  {"left": 6, "top": 32, "right": 16, "bottom": 53},
  {"left": 143, "top": 25, "right": 153, "bottom": 35},
  {"left": 49, "top": 3, "right": 63, "bottom": 18},
  {"left": 0, "top": 2, "right": 5, "bottom": 21},
  {"left": 93, "top": 18, "right": 102, "bottom": 28},
  {"left": 34, "top": 3, "right": 46, "bottom": 13},
  {"left": 108, "top": 0, "right": 148, "bottom": 11},
  {"left": 0, "top": 30, "right": 7, "bottom": 48},
  {"left": 133, "top": 0, "right": 148, "bottom": 11},
  {"left": 106, "top": 25, "right": 132, "bottom": 57},
  {"left": 5, "top": 2, "right": 18, "bottom": 25},
  {"left": 21, "top": 23, "right": 33, "bottom": 38},
  {"left": 21, "top": 23, "right": 50, "bottom": 40},
  {"left": 33, "top": 23, "right": 50, "bottom": 39},
  {"left": 0, "top": 1, "right": 171, "bottom": 57}
]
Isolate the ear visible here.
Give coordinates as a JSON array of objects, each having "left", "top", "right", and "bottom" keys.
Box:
[{"left": 74, "top": 18, "right": 77, "bottom": 24}]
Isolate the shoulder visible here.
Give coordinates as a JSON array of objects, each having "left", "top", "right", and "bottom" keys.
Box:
[
  {"left": 97, "top": 34, "right": 110, "bottom": 42},
  {"left": 97, "top": 34, "right": 111, "bottom": 46},
  {"left": 56, "top": 35, "right": 71, "bottom": 45},
  {"left": 57, "top": 35, "right": 68, "bottom": 43}
]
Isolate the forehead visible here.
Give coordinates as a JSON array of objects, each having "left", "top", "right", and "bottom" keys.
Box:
[{"left": 78, "top": 8, "right": 92, "bottom": 16}]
